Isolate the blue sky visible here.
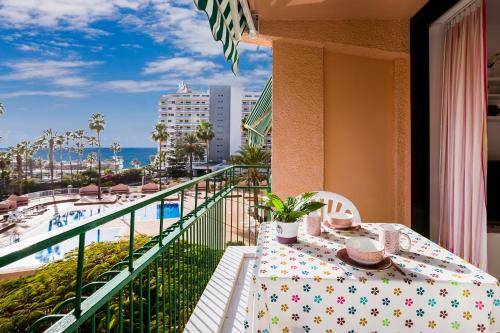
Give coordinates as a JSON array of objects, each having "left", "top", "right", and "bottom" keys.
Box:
[{"left": 0, "top": 0, "right": 272, "bottom": 147}]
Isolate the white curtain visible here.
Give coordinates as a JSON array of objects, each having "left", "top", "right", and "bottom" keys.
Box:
[{"left": 439, "top": 0, "right": 488, "bottom": 270}]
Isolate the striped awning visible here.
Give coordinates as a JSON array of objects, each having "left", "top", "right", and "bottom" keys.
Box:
[
  {"left": 0, "top": 101, "right": 4, "bottom": 115},
  {"left": 244, "top": 76, "right": 272, "bottom": 146},
  {"left": 192, "top": 0, "right": 256, "bottom": 74}
]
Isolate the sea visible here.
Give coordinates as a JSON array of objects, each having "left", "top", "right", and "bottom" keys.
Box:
[{"left": 31, "top": 147, "right": 158, "bottom": 169}]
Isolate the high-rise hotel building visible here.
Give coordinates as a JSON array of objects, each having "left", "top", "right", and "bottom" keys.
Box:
[
  {"left": 158, "top": 82, "right": 271, "bottom": 164},
  {"left": 158, "top": 82, "right": 231, "bottom": 162}
]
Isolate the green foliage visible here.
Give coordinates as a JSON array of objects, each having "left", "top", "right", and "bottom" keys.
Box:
[
  {"left": 61, "top": 173, "right": 91, "bottom": 187},
  {"left": 101, "top": 180, "right": 114, "bottom": 187},
  {"left": 111, "top": 168, "right": 142, "bottom": 184},
  {"left": 103, "top": 167, "right": 113, "bottom": 175},
  {"left": 0, "top": 236, "right": 221, "bottom": 333},
  {"left": 0, "top": 236, "right": 148, "bottom": 333},
  {"left": 259, "top": 192, "right": 325, "bottom": 223}
]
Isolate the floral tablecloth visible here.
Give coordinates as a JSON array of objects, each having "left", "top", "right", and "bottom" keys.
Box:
[{"left": 245, "top": 223, "right": 500, "bottom": 333}]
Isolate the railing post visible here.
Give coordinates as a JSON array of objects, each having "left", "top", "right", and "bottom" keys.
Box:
[
  {"left": 74, "top": 234, "right": 85, "bottom": 317},
  {"left": 180, "top": 190, "right": 185, "bottom": 226},
  {"left": 159, "top": 199, "right": 164, "bottom": 245},
  {"left": 128, "top": 211, "right": 135, "bottom": 272},
  {"left": 194, "top": 183, "right": 199, "bottom": 213}
]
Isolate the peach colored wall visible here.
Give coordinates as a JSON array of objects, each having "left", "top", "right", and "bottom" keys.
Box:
[
  {"left": 272, "top": 40, "right": 324, "bottom": 197},
  {"left": 324, "top": 52, "right": 395, "bottom": 222},
  {"left": 269, "top": 20, "right": 411, "bottom": 226}
]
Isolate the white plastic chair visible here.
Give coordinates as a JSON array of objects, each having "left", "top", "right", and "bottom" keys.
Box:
[{"left": 312, "top": 191, "right": 362, "bottom": 224}]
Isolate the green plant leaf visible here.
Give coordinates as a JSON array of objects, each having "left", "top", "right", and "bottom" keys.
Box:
[{"left": 265, "top": 192, "right": 284, "bottom": 211}]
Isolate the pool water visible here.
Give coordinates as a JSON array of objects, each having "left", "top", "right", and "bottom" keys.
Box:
[
  {"left": 3, "top": 202, "right": 180, "bottom": 272},
  {"left": 156, "top": 203, "right": 180, "bottom": 219},
  {"left": 2, "top": 227, "right": 121, "bottom": 271}
]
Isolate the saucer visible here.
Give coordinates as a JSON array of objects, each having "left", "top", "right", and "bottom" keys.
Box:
[
  {"left": 337, "top": 248, "right": 392, "bottom": 271},
  {"left": 323, "top": 221, "right": 361, "bottom": 231}
]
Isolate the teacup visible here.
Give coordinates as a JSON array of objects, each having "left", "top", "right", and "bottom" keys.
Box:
[
  {"left": 379, "top": 224, "right": 411, "bottom": 254},
  {"left": 346, "top": 237, "right": 385, "bottom": 265}
]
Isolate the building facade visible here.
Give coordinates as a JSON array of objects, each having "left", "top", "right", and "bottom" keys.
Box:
[
  {"left": 158, "top": 81, "right": 210, "bottom": 152},
  {"left": 158, "top": 82, "right": 232, "bottom": 163},
  {"left": 208, "top": 85, "right": 231, "bottom": 162}
]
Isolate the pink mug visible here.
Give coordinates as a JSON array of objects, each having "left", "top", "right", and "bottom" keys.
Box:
[{"left": 379, "top": 224, "right": 411, "bottom": 254}]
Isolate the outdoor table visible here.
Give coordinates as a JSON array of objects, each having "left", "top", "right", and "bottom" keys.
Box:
[{"left": 245, "top": 222, "right": 500, "bottom": 333}]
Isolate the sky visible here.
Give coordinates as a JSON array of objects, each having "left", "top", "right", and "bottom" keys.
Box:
[{"left": 0, "top": 0, "right": 272, "bottom": 148}]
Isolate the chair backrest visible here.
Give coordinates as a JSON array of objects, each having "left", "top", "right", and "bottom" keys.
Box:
[{"left": 312, "top": 191, "right": 361, "bottom": 224}]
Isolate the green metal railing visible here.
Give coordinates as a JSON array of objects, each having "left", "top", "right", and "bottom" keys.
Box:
[{"left": 0, "top": 165, "right": 271, "bottom": 332}]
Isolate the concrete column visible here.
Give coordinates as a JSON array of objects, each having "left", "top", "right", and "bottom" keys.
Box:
[{"left": 271, "top": 40, "right": 324, "bottom": 197}]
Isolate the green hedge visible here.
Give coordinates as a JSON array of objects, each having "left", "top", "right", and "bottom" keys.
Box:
[{"left": 0, "top": 236, "right": 221, "bottom": 332}]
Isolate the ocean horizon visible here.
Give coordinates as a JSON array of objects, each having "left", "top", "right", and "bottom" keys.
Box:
[{"left": 10, "top": 147, "right": 158, "bottom": 169}]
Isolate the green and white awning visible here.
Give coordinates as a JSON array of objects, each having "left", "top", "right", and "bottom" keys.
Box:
[
  {"left": 192, "top": 0, "right": 257, "bottom": 74},
  {"left": 244, "top": 76, "right": 272, "bottom": 146}
]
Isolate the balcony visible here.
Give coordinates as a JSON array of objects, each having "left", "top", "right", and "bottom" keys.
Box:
[{"left": 0, "top": 165, "right": 270, "bottom": 332}]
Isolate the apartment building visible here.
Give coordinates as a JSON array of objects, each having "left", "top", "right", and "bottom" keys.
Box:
[{"left": 158, "top": 82, "right": 231, "bottom": 163}]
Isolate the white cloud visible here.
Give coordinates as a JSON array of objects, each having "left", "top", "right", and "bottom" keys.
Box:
[
  {"left": 143, "top": 57, "right": 218, "bottom": 75},
  {"left": 0, "top": 0, "right": 149, "bottom": 33},
  {"left": 0, "top": 59, "right": 100, "bottom": 86},
  {"left": 100, "top": 64, "right": 271, "bottom": 93},
  {"left": 121, "top": 2, "right": 222, "bottom": 57},
  {"left": 1, "top": 90, "right": 84, "bottom": 98},
  {"left": 247, "top": 52, "right": 272, "bottom": 62},
  {"left": 120, "top": 43, "right": 143, "bottom": 49},
  {"left": 99, "top": 79, "right": 175, "bottom": 93}
]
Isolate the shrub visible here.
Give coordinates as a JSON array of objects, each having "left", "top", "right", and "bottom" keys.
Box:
[
  {"left": 0, "top": 236, "right": 149, "bottom": 332},
  {"left": 0, "top": 236, "right": 220, "bottom": 332}
]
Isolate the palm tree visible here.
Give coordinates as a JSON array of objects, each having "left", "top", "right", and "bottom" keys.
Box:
[
  {"left": 88, "top": 113, "right": 105, "bottom": 199},
  {"left": 110, "top": 142, "right": 121, "bottom": 172},
  {"left": 86, "top": 152, "right": 97, "bottom": 171},
  {"left": 73, "top": 129, "right": 86, "bottom": 172},
  {"left": 0, "top": 151, "right": 11, "bottom": 197},
  {"left": 87, "top": 136, "right": 97, "bottom": 151},
  {"left": 196, "top": 121, "right": 215, "bottom": 173},
  {"left": 10, "top": 144, "right": 24, "bottom": 193},
  {"left": 19, "top": 141, "right": 31, "bottom": 182},
  {"left": 64, "top": 131, "right": 74, "bottom": 176},
  {"left": 75, "top": 142, "right": 85, "bottom": 174},
  {"left": 182, "top": 133, "right": 203, "bottom": 179},
  {"left": 55, "top": 135, "right": 65, "bottom": 183},
  {"left": 230, "top": 145, "right": 271, "bottom": 222},
  {"left": 151, "top": 122, "right": 168, "bottom": 190},
  {"left": 43, "top": 129, "right": 57, "bottom": 190},
  {"left": 33, "top": 137, "right": 45, "bottom": 180}
]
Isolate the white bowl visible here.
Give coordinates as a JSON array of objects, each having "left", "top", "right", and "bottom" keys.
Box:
[
  {"left": 345, "top": 237, "right": 385, "bottom": 265},
  {"left": 326, "top": 212, "right": 354, "bottom": 228}
]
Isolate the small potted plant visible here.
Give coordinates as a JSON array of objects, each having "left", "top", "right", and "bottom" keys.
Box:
[{"left": 259, "top": 192, "right": 325, "bottom": 244}]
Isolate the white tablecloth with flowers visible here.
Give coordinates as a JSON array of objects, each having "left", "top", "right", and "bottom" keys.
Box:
[{"left": 245, "top": 222, "right": 500, "bottom": 333}]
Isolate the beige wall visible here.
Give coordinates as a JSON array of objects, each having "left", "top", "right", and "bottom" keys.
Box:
[
  {"left": 272, "top": 41, "right": 324, "bottom": 196},
  {"left": 269, "top": 20, "right": 411, "bottom": 226},
  {"left": 324, "top": 52, "right": 396, "bottom": 222}
]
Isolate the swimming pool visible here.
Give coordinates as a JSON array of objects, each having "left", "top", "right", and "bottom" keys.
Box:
[
  {"left": 47, "top": 203, "right": 180, "bottom": 232},
  {"left": 156, "top": 203, "right": 180, "bottom": 219},
  {"left": 2, "top": 227, "right": 122, "bottom": 271},
  {"left": 2, "top": 202, "right": 180, "bottom": 272}
]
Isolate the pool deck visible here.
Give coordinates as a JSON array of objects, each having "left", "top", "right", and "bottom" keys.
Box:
[{"left": 0, "top": 191, "right": 259, "bottom": 279}]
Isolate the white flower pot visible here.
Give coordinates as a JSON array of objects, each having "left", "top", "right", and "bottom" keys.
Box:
[{"left": 275, "top": 220, "right": 300, "bottom": 244}]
